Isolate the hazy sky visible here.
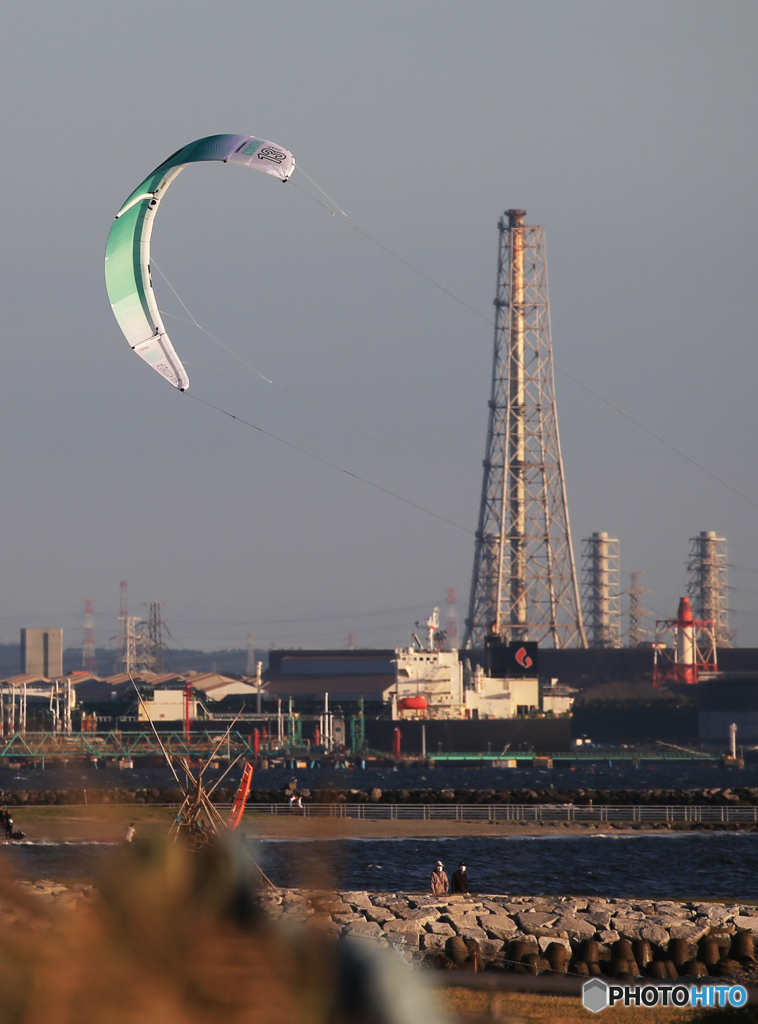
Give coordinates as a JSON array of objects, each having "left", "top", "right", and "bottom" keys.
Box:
[{"left": 0, "top": 1, "right": 756, "bottom": 655}]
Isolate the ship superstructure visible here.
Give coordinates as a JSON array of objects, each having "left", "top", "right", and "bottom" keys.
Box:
[{"left": 391, "top": 609, "right": 543, "bottom": 721}]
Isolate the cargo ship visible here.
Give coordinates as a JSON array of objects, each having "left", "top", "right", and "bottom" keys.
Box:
[{"left": 263, "top": 609, "right": 574, "bottom": 754}]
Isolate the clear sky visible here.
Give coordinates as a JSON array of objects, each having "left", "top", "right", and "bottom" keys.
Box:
[{"left": 0, "top": 1, "right": 756, "bottom": 654}]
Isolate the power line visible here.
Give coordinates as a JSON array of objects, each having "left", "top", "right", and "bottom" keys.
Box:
[
  {"left": 153, "top": 171, "right": 758, "bottom": 530},
  {"left": 184, "top": 392, "right": 474, "bottom": 535},
  {"left": 556, "top": 368, "right": 758, "bottom": 512},
  {"left": 291, "top": 171, "right": 758, "bottom": 516}
]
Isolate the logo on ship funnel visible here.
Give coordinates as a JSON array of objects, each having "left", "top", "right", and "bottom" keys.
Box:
[{"left": 515, "top": 647, "right": 533, "bottom": 669}]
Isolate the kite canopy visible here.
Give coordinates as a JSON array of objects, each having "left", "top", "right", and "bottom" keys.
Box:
[{"left": 104, "top": 134, "right": 295, "bottom": 391}]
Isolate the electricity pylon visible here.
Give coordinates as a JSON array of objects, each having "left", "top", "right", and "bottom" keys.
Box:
[{"left": 626, "top": 570, "right": 653, "bottom": 647}]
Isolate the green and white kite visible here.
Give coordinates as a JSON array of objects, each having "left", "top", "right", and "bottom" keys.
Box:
[{"left": 105, "top": 134, "right": 295, "bottom": 391}]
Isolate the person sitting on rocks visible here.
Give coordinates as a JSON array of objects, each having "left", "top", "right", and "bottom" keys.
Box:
[
  {"left": 451, "top": 862, "right": 469, "bottom": 894},
  {"left": 430, "top": 860, "right": 448, "bottom": 895}
]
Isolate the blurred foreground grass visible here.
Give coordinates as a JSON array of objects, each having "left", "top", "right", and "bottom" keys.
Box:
[
  {"left": 0, "top": 840, "right": 448, "bottom": 1024},
  {"left": 0, "top": 832, "right": 756, "bottom": 1023}
]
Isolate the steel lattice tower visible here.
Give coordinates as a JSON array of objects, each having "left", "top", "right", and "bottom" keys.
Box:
[
  {"left": 626, "top": 570, "right": 653, "bottom": 647},
  {"left": 464, "top": 209, "right": 586, "bottom": 649},
  {"left": 118, "top": 616, "right": 141, "bottom": 674},
  {"left": 687, "top": 531, "right": 731, "bottom": 647},
  {"left": 82, "top": 600, "right": 97, "bottom": 672},
  {"left": 144, "top": 601, "right": 169, "bottom": 671},
  {"left": 581, "top": 533, "right": 621, "bottom": 648},
  {"left": 117, "top": 581, "right": 128, "bottom": 663}
]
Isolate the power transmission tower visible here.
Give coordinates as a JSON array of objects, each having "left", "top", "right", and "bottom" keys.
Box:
[
  {"left": 625, "top": 570, "right": 653, "bottom": 647},
  {"left": 116, "top": 581, "right": 128, "bottom": 665},
  {"left": 581, "top": 533, "right": 621, "bottom": 648},
  {"left": 143, "top": 602, "right": 170, "bottom": 672},
  {"left": 246, "top": 630, "right": 256, "bottom": 675},
  {"left": 464, "top": 209, "right": 586, "bottom": 650},
  {"left": 82, "top": 600, "right": 97, "bottom": 672},
  {"left": 687, "top": 531, "right": 731, "bottom": 647},
  {"left": 118, "top": 616, "right": 142, "bottom": 674}
]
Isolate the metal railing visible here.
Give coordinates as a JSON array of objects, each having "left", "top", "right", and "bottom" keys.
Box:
[
  {"left": 250, "top": 803, "right": 758, "bottom": 823},
  {"left": 0, "top": 800, "right": 753, "bottom": 820}
]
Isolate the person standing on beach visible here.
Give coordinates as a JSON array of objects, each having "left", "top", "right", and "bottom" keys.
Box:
[
  {"left": 124, "top": 823, "right": 138, "bottom": 844},
  {"left": 430, "top": 860, "right": 448, "bottom": 895},
  {"left": 4, "top": 812, "right": 13, "bottom": 840},
  {"left": 451, "top": 862, "right": 469, "bottom": 894}
]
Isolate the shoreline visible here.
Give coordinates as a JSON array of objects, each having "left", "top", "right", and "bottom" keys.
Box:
[
  {"left": 1, "top": 805, "right": 757, "bottom": 842},
  {"left": 0, "top": 805, "right": 751, "bottom": 839}
]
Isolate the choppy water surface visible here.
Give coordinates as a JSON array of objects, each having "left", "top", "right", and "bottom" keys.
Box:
[
  {"left": 254, "top": 833, "right": 758, "bottom": 902},
  {"left": 4, "top": 833, "right": 757, "bottom": 902}
]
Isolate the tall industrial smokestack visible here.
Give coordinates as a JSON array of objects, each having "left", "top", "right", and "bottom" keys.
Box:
[
  {"left": 464, "top": 209, "right": 585, "bottom": 649},
  {"left": 653, "top": 594, "right": 717, "bottom": 687},
  {"left": 674, "top": 596, "right": 696, "bottom": 684}
]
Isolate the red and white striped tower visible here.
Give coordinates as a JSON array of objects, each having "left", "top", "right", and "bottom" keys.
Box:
[
  {"left": 674, "top": 596, "right": 697, "bottom": 683},
  {"left": 653, "top": 596, "right": 717, "bottom": 686},
  {"left": 83, "top": 600, "right": 97, "bottom": 672}
]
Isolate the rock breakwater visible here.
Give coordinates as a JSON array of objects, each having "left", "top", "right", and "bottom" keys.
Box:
[
  {"left": 257, "top": 889, "right": 758, "bottom": 981},
  {"left": 15, "top": 881, "right": 758, "bottom": 981},
  {"left": 3, "top": 786, "right": 758, "bottom": 806}
]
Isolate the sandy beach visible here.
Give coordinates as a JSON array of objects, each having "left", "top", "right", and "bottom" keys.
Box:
[{"left": 0, "top": 805, "right": 747, "bottom": 842}]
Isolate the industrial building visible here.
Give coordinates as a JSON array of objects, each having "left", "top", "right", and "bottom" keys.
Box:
[
  {"left": 0, "top": 670, "right": 260, "bottom": 733},
  {"left": 70, "top": 671, "right": 258, "bottom": 717},
  {"left": 20, "top": 628, "right": 63, "bottom": 678},
  {"left": 263, "top": 650, "right": 396, "bottom": 703}
]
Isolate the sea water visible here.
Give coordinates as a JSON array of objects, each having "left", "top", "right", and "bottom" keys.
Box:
[{"left": 3, "top": 832, "right": 756, "bottom": 902}]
